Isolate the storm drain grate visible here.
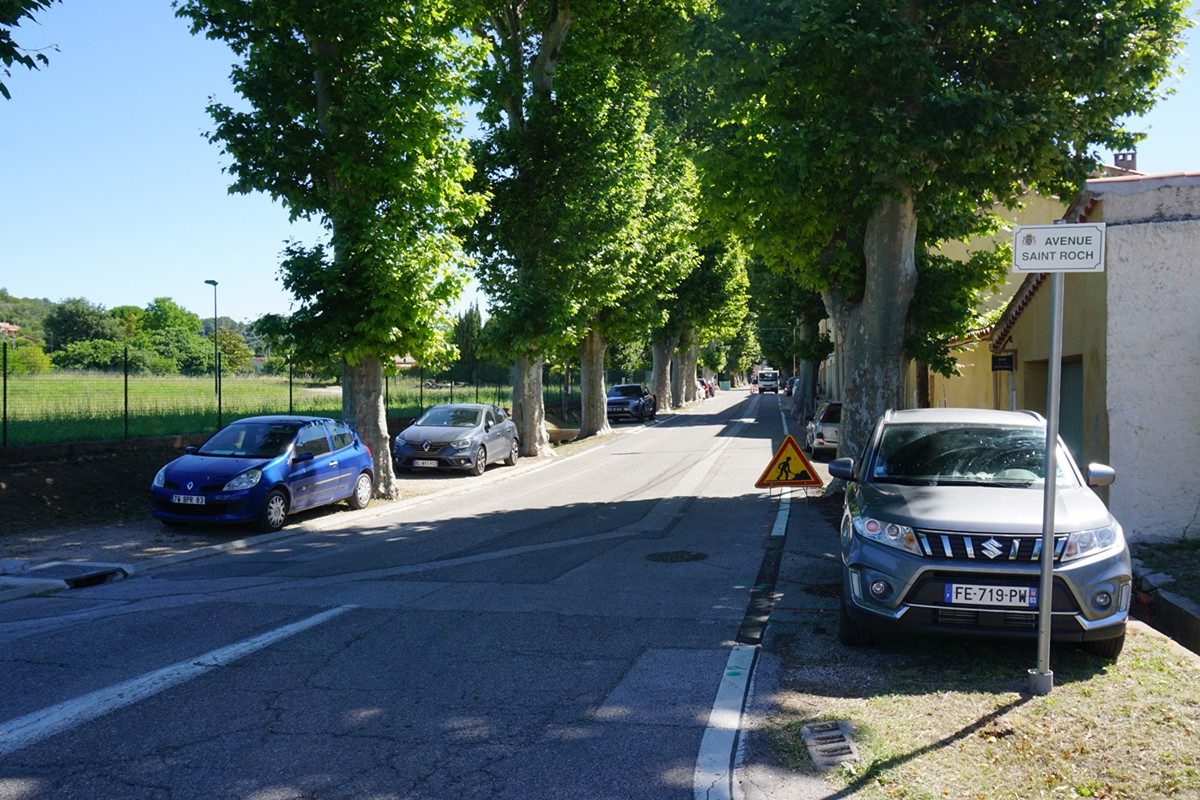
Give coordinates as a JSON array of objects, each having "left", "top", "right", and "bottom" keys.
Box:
[
  {"left": 645, "top": 550, "right": 708, "bottom": 563},
  {"left": 28, "top": 562, "right": 128, "bottom": 589},
  {"left": 799, "top": 720, "right": 860, "bottom": 771}
]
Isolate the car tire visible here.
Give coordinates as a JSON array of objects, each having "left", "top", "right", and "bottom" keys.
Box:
[
  {"left": 471, "top": 446, "right": 487, "bottom": 477},
  {"left": 649, "top": 405, "right": 657, "bottom": 420},
  {"left": 503, "top": 438, "right": 519, "bottom": 467},
  {"left": 636, "top": 407, "right": 646, "bottom": 423},
  {"left": 258, "top": 489, "right": 289, "bottom": 532},
  {"left": 348, "top": 472, "right": 372, "bottom": 510},
  {"left": 838, "top": 598, "right": 875, "bottom": 648},
  {"left": 1082, "top": 632, "right": 1125, "bottom": 660}
]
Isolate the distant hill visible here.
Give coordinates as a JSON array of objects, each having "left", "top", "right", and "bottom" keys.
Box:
[{"left": 0, "top": 288, "right": 55, "bottom": 342}]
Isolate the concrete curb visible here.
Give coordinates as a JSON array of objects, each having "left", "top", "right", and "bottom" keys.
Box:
[
  {"left": 0, "top": 397, "right": 727, "bottom": 603},
  {"left": 1130, "top": 561, "right": 1200, "bottom": 657}
]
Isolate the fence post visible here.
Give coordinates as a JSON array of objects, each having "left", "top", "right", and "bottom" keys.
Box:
[
  {"left": 385, "top": 374, "right": 390, "bottom": 413},
  {"left": 123, "top": 346, "right": 129, "bottom": 440},
  {"left": 2, "top": 341, "right": 7, "bottom": 447},
  {"left": 419, "top": 367, "right": 424, "bottom": 411},
  {"left": 450, "top": 374, "right": 454, "bottom": 403},
  {"left": 474, "top": 360, "right": 479, "bottom": 403},
  {"left": 288, "top": 361, "right": 294, "bottom": 415}
]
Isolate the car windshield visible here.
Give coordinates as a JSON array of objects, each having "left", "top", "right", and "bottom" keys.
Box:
[
  {"left": 608, "top": 386, "right": 642, "bottom": 398},
  {"left": 198, "top": 422, "right": 300, "bottom": 458},
  {"left": 416, "top": 407, "right": 482, "bottom": 428},
  {"left": 870, "top": 423, "right": 1078, "bottom": 488},
  {"left": 821, "top": 404, "right": 843, "bottom": 424}
]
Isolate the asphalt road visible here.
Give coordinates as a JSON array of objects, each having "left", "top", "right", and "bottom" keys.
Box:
[{"left": 0, "top": 390, "right": 823, "bottom": 800}]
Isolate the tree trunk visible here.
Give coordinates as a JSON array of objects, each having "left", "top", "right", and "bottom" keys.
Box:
[
  {"left": 345, "top": 355, "right": 399, "bottom": 499},
  {"left": 670, "top": 347, "right": 685, "bottom": 407},
  {"left": 916, "top": 361, "right": 931, "bottom": 408},
  {"left": 681, "top": 340, "right": 700, "bottom": 403},
  {"left": 796, "top": 324, "right": 818, "bottom": 421},
  {"left": 577, "top": 327, "right": 612, "bottom": 438},
  {"left": 651, "top": 333, "right": 675, "bottom": 412},
  {"left": 511, "top": 354, "right": 553, "bottom": 457},
  {"left": 823, "top": 188, "right": 918, "bottom": 460}
]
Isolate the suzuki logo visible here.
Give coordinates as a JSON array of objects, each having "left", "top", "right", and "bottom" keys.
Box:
[{"left": 981, "top": 537, "right": 1004, "bottom": 559}]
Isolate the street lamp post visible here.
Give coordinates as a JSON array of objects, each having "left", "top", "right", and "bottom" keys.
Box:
[{"left": 204, "top": 280, "right": 220, "bottom": 428}]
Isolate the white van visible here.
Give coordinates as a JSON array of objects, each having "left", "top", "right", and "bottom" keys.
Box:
[{"left": 757, "top": 369, "right": 780, "bottom": 393}]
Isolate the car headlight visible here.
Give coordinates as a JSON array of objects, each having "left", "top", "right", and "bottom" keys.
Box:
[
  {"left": 223, "top": 469, "right": 262, "bottom": 492},
  {"left": 451, "top": 437, "right": 472, "bottom": 449},
  {"left": 1062, "top": 521, "right": 1123, "bottom": 562},
  {"left": 153, "top": 468, "right": 166, "bottom": 488},
  {"left": 852, "top": 515, "right": 922, "bottom": 556}
]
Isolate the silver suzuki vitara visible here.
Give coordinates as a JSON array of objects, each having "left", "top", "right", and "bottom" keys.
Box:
[{"left": 828, "top": 408, "right": 1131, "bottom": 659}]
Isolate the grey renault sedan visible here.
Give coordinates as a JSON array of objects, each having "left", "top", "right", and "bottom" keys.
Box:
[
  {"left": 829, "top": 408, "right": 1130, "bottom": 659},
  {"left": 393, "top": 403, "right": 519, "bottom": 476}
]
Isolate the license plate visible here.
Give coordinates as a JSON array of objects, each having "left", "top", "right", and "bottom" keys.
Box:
[
  {"left": 944, "top": 583, "right": 1037, "bottom": 608},
  {"left": 413, "top": 459, "right": 439, "bottom": 468},
  {"left": 171, "top": 494, "right": 206, "bottom": 505}
]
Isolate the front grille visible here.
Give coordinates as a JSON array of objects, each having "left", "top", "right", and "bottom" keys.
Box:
[
  {"left": 932, "top": 608, "right": 1040, "bottom": 630},
  {"left": 915, "top": 531, "right": 1067, "bottom": 563}
]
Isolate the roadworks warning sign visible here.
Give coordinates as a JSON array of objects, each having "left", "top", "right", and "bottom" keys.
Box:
[{"left": 755, "top": 434, "right": 823, "bottom": 488}]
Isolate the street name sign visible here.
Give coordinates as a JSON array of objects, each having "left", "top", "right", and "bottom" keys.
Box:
[
  {"left": 755, "top": 435, "right": 823, "bottom": 489},
  {"left": 1013, "top": 223, "right": 1106, "bottom": 273}
]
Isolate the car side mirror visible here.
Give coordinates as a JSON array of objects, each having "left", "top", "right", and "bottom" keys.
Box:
[
  {"left": 184, "top": 446, "right": 196, "bottom": 454},
  {"left": 294, "top": 451, "right": 314, "bottom": 463},
  {"left": 828, "top": 458, "right": 856, "bottom": 481},
  {"left": 1087, "top": 463, "right": 1116, "bottom": 487}
]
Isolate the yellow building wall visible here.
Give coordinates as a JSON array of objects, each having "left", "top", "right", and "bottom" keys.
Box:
[
  {"left": 925, "top": 337, "right": 1000, "bottom": 409},
  {"left": 1002, "top": 271, "right": 1109, "bottom": 468}
]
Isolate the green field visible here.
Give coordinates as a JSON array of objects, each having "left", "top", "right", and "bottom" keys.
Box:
[{"left": 0, "top": 371, "right": 520, "bottom": 446}]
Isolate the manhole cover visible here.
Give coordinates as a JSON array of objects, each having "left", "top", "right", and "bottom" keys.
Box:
[
  {"left": 803, "top": 583, "right": 842, "bottom": 598},
  {"left": 645, "top": 551, "right": 708, "bottom": 563}
]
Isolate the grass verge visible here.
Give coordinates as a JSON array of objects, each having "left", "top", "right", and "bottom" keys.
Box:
[{"left": 767, "top": 620, "right": 1200, "bottom": 799}]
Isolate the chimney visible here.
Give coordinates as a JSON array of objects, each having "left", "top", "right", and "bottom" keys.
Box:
[{"left": 1113, "top": 151, "right": 1137, "bottom": 172}]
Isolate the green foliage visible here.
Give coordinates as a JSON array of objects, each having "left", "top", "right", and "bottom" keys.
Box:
[
  {"left": 748, "top": 259, "right": 829, "bottom": 373},
  {"left": 452, "top": 303, "right": 484, "bottom": 369},
  {"left": 0, "top": 288, "right": 55, "bottom": 341},
  {"left": 0, "top": 0, "right": 58, "bottom": 100},
  {"left": 132, "top": 327, "right": 212, "bottom": 376},
  {"left": 608, "top": 337, "right": 650, "bottom": 375},
  {"left": 43, "top": 298, "right": 118, "bottom": 352},
  {"left": 49, "top": 339, "right": 163, "bottom": 374},
  {"left": 108, "top": 305, "right": 146, "bottom": 340},
  {"left": 259, "top": 354, "right": 288, "bottom": 376},
  {"left": 4, "top": 340, "right": 51, "bottom": 374},
  {"left": 469, "top": 0, "right": 706, "bottom": 358},
  {"left": 215, "top": 327, "right": 254, "bottom": 374},
  {"left": 723, "top": 313, "right": 761, "bottom": 377},
  {"left": 177, "top": 0, "right": 486, "bottom": 371},
  {"left": 143, "top": 297, "right": 203, "bottom": 335},
  {"left": 908, "top": 244, "right": 1011, "bottom": 376},
  {"left": 694, "top": 0, "right": 1190, "bottom": 361}
]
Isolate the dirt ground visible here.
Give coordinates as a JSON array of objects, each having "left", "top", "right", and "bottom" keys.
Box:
[{"left": 0, "top": 446, "right": 172, "bottom": 537}]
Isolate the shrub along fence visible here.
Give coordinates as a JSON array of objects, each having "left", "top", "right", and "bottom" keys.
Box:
[{"left": 0, "top": 342, "right": 642, "bottom": 447}]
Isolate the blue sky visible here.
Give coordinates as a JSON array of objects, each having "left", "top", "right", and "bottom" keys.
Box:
[{"left": 0, "top": 3, "right": 1197, "bottom": 323}]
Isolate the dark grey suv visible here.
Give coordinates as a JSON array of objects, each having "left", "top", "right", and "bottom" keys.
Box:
[{"left": 829, "top": 408, "right": 1130, "bottom": 659}]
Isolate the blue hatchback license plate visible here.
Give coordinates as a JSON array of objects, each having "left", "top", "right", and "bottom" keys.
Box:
[
  {"left": 944, "top": 583, "right": 1037, "bottom": 608},
  {"left": 171, "top": 494, "right": 206, "bottom": 505}
]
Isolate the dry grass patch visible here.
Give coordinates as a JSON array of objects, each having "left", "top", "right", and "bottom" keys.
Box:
[{"left": 768, "top": 621, "right": 1200, "bottom": 799}]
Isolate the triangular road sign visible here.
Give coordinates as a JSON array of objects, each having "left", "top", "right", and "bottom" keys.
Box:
[{"left": 755, "top": 434, "right": 823, "bottom": 488}]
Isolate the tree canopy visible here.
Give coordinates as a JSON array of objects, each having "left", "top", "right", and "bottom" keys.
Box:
[
  {"left": 0, "top": 0, "right": 58, "bottom": 100},
  {"left": 694, "top": 0, "right": 1190, "bottom": 455}
]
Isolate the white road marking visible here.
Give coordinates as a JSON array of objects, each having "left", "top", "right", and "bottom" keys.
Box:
[
  {"left": 694, "top": 645, "right": 758, "bottom": 800},
  {"left": 770, "top": 496, "right": 791, "bottom": 538},
  {"left": 0, "top": 605, "right": 355, "bottom": 758}
]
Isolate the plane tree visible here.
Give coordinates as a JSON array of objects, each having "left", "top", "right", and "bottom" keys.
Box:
[
  {"left": 1, "top": 0, "right": 58, "bottom": 100},
  {"left": 177, "top": 0, "right": 486, "bottom": 498},
  {"left": 694, "top": 0, "right": 1189, "bottom": 457},
  {"left": 468, "top": 0, "right": 704, "bottom": 451}
]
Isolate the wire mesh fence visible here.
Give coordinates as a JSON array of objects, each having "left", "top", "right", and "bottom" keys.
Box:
[{"left": 0, "top": 342, "right": 642, "bottom": 447}]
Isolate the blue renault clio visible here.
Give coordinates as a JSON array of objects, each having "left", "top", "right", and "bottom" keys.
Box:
[{"left": 151, "top": 416, "right": 374, "bottom": 531}]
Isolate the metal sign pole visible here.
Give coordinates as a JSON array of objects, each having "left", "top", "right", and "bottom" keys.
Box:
[{"left": 1029, "top": 270, "right": 1064, "bottom": 696}]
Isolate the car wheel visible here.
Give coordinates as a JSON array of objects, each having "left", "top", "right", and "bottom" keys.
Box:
[
  {"left": 503, "top": 438, "right": 519, "bottom": 466},
  {"left": 636, "top": 407, "right": 646, "bottom": 423},
  {"left": 348, "top": 472, "right": 372, "bottom": 510},
  {"left": 258, "top": 489, "right": 289, "bottom": 532},
  {"left": 471, "top": 445, "right": 487, "bottom": 476},
  {"left": 649, "top": 405, "right": 657, "bottom": 420},
  {"left": 838, "top": 598, "right": 875, "bottom": 648},
  {"left": 1082, "top": 633, "right": 1125, "bottom": 660}
]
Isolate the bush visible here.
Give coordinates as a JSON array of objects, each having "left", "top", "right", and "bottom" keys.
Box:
[{"left": 5, "top": 342, "right": 52, "bottom": 375}]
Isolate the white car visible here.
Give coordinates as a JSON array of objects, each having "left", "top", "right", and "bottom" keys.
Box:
[
  {"left": 805, "top": 401, "right": 842, "bottom": 456},
  {"left": 757, "top": 370, "right": 780, "bottom": 393}
]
